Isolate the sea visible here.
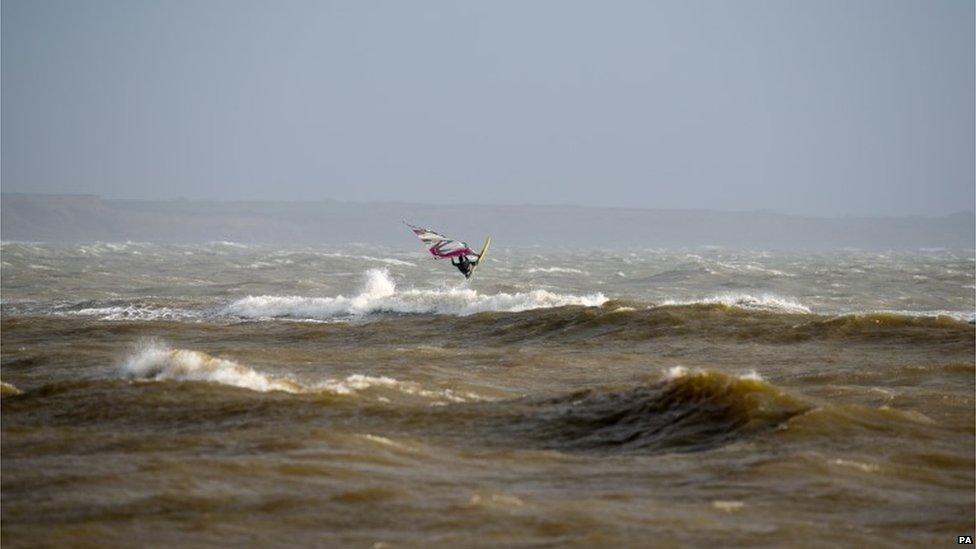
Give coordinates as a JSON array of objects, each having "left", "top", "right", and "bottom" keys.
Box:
[{"left": 1, "top": 241, "right": 973, "bottom": 546}]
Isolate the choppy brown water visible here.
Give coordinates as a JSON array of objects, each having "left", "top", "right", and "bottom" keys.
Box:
[{"left": 2, "top": 243, "right": 974, "bottom": 546}]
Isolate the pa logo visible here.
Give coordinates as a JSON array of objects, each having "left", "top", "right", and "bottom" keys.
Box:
[{"left": 958, "top": 535, "right": 974, "bottom": 544}]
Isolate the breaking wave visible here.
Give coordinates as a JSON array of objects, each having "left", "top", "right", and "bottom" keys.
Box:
[
  {"left": 434, "top": 303, "right": 974, "bottom": 345},
  {"left": 315, "top": 252, "right": 415, "bottom": 267},
  {"left": 513, "top": 367, "right": 810, "bottom": 454},
  {"left": 527, "top": 267, "right": 587, "bottom": 274},
  {"left": 1, "top": 381, "right": 22, "bottom": 396},
  {"left": 660, "top": 293, "right": 812, "bottom": 314},
  {"left": 120, "top": 341, "right": 484, "bottom": 403},
  {"left": 225, "top": 268, "right": 607, "bottom": 320},
  {"left": 712, "top": 261, "right": 792, "bottom": 277},
  {"left": 853, "top": 309, "right": 976, "bottom": 324},
  {"left": 207, "top": 240, "right": 250, "bottom": 249},
  {"left": 122, "top": 342, "right": 303, "bottom": 393},
  {"left": 65, "top": 305, "right": 203, "bottom": 322}
]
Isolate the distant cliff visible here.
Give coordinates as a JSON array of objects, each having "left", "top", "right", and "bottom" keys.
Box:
[{"left": 2, "top": 193, "right": 973, "bottom": 249}]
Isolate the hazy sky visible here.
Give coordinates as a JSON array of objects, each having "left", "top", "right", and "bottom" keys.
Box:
[{"left": 2, "top": 0, "right": 973, "bottom": 216}]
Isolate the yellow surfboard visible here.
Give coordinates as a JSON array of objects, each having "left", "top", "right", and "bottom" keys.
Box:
[{"left": 467, "top": 237, "right": 491, "bottom": 279}]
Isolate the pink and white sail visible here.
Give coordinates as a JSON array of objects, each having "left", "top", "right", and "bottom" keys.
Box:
[{"left": 406, "top": 223, "right": 477, "bottom": 260}]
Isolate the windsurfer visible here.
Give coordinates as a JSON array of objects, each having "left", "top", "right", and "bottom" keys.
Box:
[
  {"left": 405, "top": 221, "right": 487, "bottom": 279},
  {"left": 452, "top": 255, "right": 474, "bottom": 278}
]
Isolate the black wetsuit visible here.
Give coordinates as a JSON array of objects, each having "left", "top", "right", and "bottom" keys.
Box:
[{"left": 452, "top": 255, "right": 473, "bottom": 278}]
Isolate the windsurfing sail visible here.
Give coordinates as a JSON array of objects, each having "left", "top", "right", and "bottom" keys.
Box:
[
  {"left": 405, "top": 222, "right": 478, "bottom": 260},
  {"left": 405, "top": 222, "right": 489, "bottom": 279}
]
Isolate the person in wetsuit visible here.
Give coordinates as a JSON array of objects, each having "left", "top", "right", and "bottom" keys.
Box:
[{"left": 451, "top": 254, "right": 474, "bottom": 278}]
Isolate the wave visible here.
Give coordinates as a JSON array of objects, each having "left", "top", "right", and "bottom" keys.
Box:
[
  {"left": 122, "top": 342, "right": 304, "bottom": 393},
  {"left": 514, "top": 368, "right": 810, "bottom": 454},
  {"left": 527, "top": 267, "right": 587, "bottom": 274},
  {"left": 8, "top": 292, "right": 972, "bottom": 346},
  {"left": 426, "top": 302, "right": 974, "bottom": 345},
  {"left": 1, "top": 381, "right": 22, "bottom": 396},
  {"left": 315, "top": 252, "right": 415, "bottom": 267},
  {"left": 500, "top": 365, "right": 953, "bottom": 455},
  {"left": 812, "top": 311, "right": 976, "bottom": 335},
  {"left": 207, "top": 240, "right": 251, "bottom": 249},
  {"left": 847, "top": 309, "right": 976, "bottom": 324},
  {"left": 224, "top": 268, "right": 607, "bottom": 320},
  {"left": 120, "top": 341, "right": 484, "bottom": 403},
  {"left": 65, "top": 305, "right": 202, "bottom": 322},
  {"left": 659, "top": 293, "right": 812, "bottom": 314},
  {"left": 712, "top": 261, "right": 792, "bottom": 277}
]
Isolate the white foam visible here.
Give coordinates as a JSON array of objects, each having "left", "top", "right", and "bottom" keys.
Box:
[
  {"left": 225, "top": 268, "right": 607, "bottom": 320},
  {"left": 712, "top": 501, "right": 745, "bottom": 512},
  {"left": 527, "top": 267, "right": 586, "bottom": 274},
  {"left": 121, "top": 341, "right": 485, "bottom": 402},
  {"left": 664, "top": 366, "right": 689, "bottom": 380},
  {"left": 828, "top": 309, "right": 976, "bottom": 323},
  {"left": 468, "top": 493, "right": 525, "bottom": 508},
  {"left": 318, "top": 374, "right": 481, "bottom": 403},
  {"left": 830, "top": 459, "right": 880, "bottom": 473},
  {"left": 713, "top": 261, "right": 791, "bottom": 277},
  {"left": 663, "top": 366, "right": 764, "bottom": 382},
  {"left": 738, "top": 370, "right": 764, "bottom": 381},
  {"left": 208, "top": 240, "right": 250, "bottom": 248},
  {"left": 122, "top": 341, "right": 302, "bottom": 393},
  {"left": 66, "top": 306, "right": 201, "bottom": 321},
  {"left": 73, "top": 241, "right": 154, "bottom": 256},
  {"left": 318, "top": 252, "right": 415, "bottom": 267},
  {"left": 660, "top": 293, "right": 812, "bottom": 314},
  {"left": 357, "top": 434, "right": 413, "bottom": 450}
]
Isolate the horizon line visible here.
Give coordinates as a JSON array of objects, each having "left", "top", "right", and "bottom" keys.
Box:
[{"left": 2, "top": 192, "right": 973, "bottom": 220}]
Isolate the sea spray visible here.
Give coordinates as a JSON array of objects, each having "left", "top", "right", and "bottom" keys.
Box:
[
  {"left": 660, "top": 293, "right": 813, "bottom": 314},
  {"left": 120, "top": 340, "right": 485, "bottom": 403},
  {"left": 121, "top": 340, "right": 303, "bottom": 393},
  {"left": 225, "top": 268, "right": 607, "bottom": 320}
]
